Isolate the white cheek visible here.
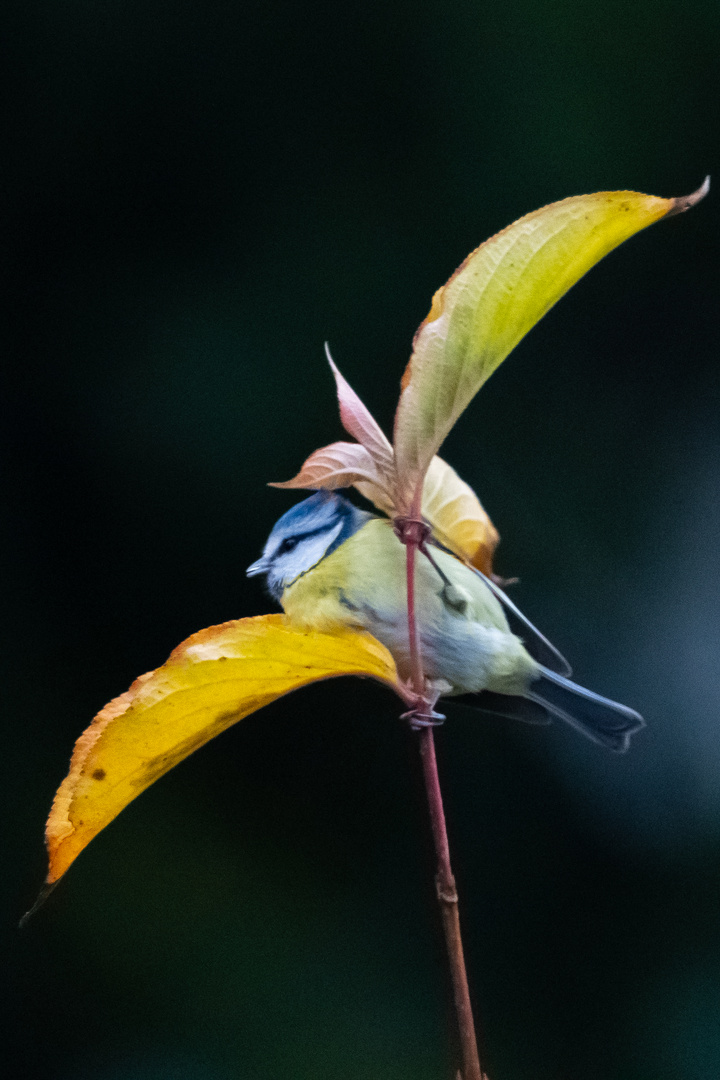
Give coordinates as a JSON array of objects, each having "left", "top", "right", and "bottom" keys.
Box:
[{"left": 278, "top": 519, "right": 346, "bottom": 588}]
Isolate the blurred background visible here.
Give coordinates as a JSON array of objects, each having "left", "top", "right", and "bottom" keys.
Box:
[{"left": 3, "top": 2, "right": 720, "bottom": 1078}]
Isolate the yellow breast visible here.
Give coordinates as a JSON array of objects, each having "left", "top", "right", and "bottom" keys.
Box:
[{"left": 281, "top": 518, "right": 538, "bottom": 696}]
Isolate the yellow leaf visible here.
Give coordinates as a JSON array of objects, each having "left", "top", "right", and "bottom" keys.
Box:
[
  {"left": 420, "top": 457, "right": 499, "bottom": 575},
  {"left": 45, "top": 615, "right": 400, "bottom": 884},
  {"left": 393, "top": 180, "right": 710, "bottom": 510}
]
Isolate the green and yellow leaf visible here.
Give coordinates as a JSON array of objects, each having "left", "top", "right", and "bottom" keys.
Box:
[
  {"left": 45, "top": 615, "right": 400, "bottom": 884},
  {"left": 393, "top": 181, "right": 709, "bottom": 510}
]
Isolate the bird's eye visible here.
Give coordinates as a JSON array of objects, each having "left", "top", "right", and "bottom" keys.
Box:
[{"left": 278, "top": 536, "right": 299, "bottom": 555}]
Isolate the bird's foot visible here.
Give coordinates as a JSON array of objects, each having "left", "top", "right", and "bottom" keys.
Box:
[
  {"left": 401, "top": 705, "right": 446, "bottom": 730},
  {"left": 400, "top": 680, "right": 448, "bottom": 730}
]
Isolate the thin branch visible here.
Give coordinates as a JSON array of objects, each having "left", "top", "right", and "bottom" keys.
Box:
[
  {"left": 419, "top": 726, "right": 483, "bottom": 1080},
  {"left": 404, "top": 524, "right": 426, "bottom": 699},
  {"left": 396, "top": 504, "right": 485, "bottom": 1080}
]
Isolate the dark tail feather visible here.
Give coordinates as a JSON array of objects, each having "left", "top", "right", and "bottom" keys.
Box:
[{"left": 527, "top": 667, "right": 644, "bottom": 753}]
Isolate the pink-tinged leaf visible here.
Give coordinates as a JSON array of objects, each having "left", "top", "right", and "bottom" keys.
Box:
[
  {"left": 325, "top": 344, "right": 394, "bottom": 469},
  {"left": 270, "top": 441, "right": 393, "bottom": 496},
  {"left": 393, "top": 180, "right": 710, "bottom": 510},
  {"left": 420, "top": 457, "right": 499, "bottom": 575},
  {"left": 353, "top": 477, "right": 395, "bottom": 517}
]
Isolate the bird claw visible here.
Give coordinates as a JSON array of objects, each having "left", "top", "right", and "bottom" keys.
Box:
[
  {"left": 401, "top": 705, "right": 447, "bottom": 730},
  {"left": 399, "top": 678, "right": 449, "bottom": 730}
]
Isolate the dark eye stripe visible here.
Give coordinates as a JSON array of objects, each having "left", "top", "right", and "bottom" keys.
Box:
[{"left": 273, "top": 526, "right": 327, "bottom": 557}]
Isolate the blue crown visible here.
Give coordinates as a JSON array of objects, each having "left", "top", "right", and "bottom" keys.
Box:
[{"left": 247, "top": 491, "right": 373, "bottom": 599}]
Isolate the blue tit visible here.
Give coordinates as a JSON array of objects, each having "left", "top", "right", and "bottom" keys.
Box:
[{"left": 247, "top": 491, "right": 644, "bottom": 752}]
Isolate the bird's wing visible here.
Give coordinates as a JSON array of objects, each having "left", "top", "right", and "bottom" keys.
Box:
[
  {"left": 425, "top": 532, "right": 571, "bottom": 676},
  {"left": 445, "top": 554, "right": 572, "bottom": 676},
  {"left": 470, "top": 569, "right": 572, "bottom": 676}
]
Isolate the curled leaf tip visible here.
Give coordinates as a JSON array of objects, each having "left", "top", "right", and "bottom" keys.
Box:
[{"left": 667, "top": 175, "right": 710, "bottom": 217}]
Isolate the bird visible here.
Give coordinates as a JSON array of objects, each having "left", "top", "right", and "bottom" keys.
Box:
[{"left": 247, "top": 491, "right": 644, "bottom": 752}]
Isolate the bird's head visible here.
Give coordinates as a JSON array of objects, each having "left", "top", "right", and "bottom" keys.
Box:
[{"left": 247, "top": 491, "right": 372, "bottom": 600}]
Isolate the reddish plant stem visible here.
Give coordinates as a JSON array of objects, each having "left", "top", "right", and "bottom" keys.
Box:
[
  {"left": 402, "top": 512, "right": 484, "bottom": 1080},
  {"left": 404, "top": 525, "right": 426, "bottom": 698},
  {"left": 418, "top": 726, "right": 483, "bottom": 1080}
]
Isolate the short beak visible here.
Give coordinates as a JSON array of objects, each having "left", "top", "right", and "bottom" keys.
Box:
[{"left": 246, "top": 558, "right": 268, "bottom": 578}]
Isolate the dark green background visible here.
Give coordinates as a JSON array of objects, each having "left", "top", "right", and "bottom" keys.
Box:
[{"left": 3, "top": 2, "right": 719, "bottom": 1078}]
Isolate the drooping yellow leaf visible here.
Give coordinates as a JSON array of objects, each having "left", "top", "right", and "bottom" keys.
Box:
[
  {"left": 45, "top": 615, "right": 400, "bottom": 884},
  {"left": 420, "top": 457, "right": 499, "bottom": 575},
  {"left": 393, "top": 180, "right": 710, "bottom": 510}
]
